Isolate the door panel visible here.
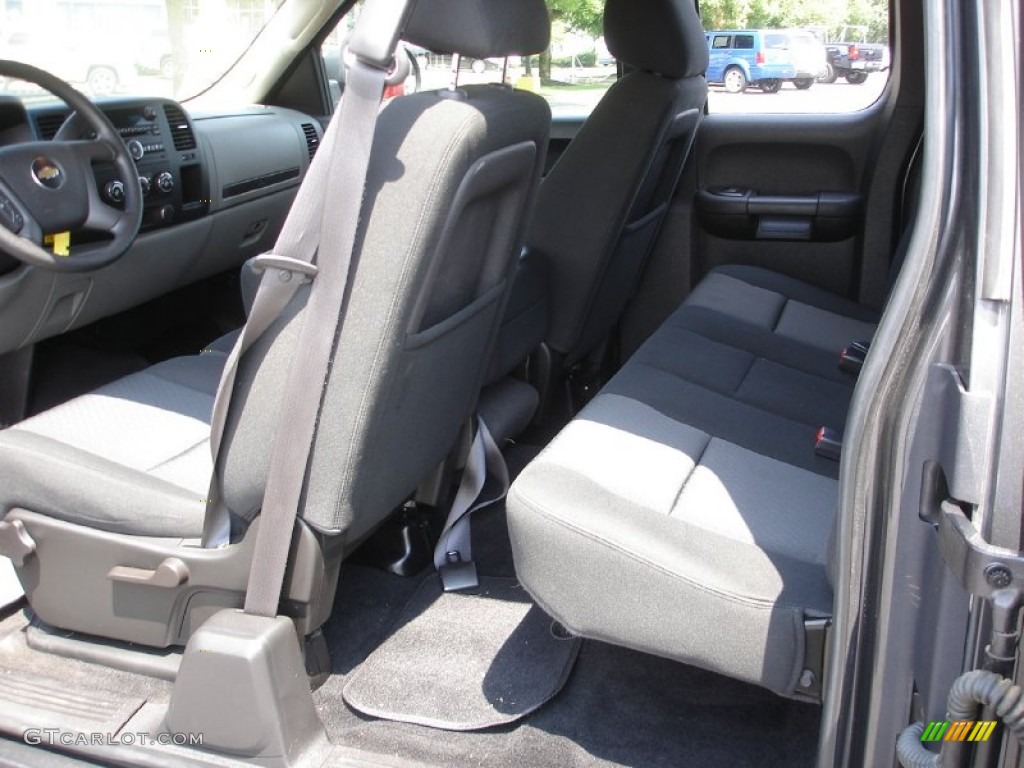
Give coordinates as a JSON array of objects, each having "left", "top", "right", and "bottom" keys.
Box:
[
  {"left": 619, "top": 104, "right": 913, "bottom": 359},
  {"left": 690, "top": 109, "right": 887, "bottom": 298}
]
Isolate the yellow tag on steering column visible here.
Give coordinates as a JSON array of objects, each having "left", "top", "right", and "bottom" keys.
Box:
[{"left": 43, "top": 232, "right": 71, "bottom": 257}]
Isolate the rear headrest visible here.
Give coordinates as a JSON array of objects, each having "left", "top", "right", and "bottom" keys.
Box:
[
  {"left": 404, "top": 0, "right": 551, "bottom": 60},
  {"left": 604, "top": 0, "right": 708, "bottom": 79}
]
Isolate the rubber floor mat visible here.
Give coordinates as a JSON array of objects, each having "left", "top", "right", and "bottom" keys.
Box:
[
  {"left": 0, "top": 669, "right": 146, "bottom": 736},
  {"left": 343, "top": 576, "right": 580, "bottom": 731}
]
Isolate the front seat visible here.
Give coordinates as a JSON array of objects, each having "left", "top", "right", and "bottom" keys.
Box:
[
  {"left": 0, "top": 0, "right": 551, "bottom": 647},
  {"left": 526, "top": 0, "right": 708, "bottom": 378}
]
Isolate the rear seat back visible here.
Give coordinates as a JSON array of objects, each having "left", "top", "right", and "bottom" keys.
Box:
[{"left": 528, "top": 0, "right": 708, "bottom": 367}]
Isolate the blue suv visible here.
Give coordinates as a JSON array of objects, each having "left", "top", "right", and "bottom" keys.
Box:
[{"left": 705, "top": 30, "right": 798, "bottom": 93}]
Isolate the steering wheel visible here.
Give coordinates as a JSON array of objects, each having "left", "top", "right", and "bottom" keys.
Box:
[{"left": 0, "top": 60, "right": 142, "bottom": 272}]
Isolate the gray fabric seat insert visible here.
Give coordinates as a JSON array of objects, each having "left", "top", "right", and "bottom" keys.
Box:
[
  {"left": 0, "top": 354, "right": 225, "bottom": 537},
  {"left": 507, "top": 392, "right": 836, "bottom": 696}
]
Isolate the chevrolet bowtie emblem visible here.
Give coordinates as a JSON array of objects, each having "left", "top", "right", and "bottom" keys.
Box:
[{"left": 31, "top": 157, "right": 64, "bottom": 189}]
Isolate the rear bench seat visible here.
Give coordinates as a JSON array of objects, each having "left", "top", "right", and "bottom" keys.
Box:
[{"left": 506, "top": 264, "right": 879, "bottom": 698}]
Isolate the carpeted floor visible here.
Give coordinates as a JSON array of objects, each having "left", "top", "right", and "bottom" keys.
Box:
[{"left": 314, "top": 441, "right": 823, "bottom": 767}]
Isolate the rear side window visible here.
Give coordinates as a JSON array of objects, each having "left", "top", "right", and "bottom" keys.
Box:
[{"left": 701, "top": 4, "right": 892, "bottom": 115}]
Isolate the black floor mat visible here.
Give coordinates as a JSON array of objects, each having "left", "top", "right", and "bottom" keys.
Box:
[{"left": 343, "top": 576, "right": 580, "bottom": 731}]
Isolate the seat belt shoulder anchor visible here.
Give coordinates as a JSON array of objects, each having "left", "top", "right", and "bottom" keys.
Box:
[{"left": 250, "top": 254, "right": 319, "bottom": 282}]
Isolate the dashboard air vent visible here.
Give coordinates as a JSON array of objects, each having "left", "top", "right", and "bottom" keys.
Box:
[
  {"left": 163, "top": 104, "right": 197, "bottom": 151},
  {"left": 301, "top": 123, "right": 319, "bottom": 161},
  {"left": 35, "top": 112, "right": 68, "bottom": 141}
]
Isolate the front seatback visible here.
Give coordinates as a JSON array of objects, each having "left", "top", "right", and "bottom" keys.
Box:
[
  {"left": 528, "top": 0, "right": 708, "bottom": 366},
  {"left": 217, "top": 0, "right": 552, "bottom": 546}
]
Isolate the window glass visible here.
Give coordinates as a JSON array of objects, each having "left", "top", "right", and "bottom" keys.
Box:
[
  {"left": 701, "top": 0, "right": 891, "bottom": 114},
  {"left": 322, "top": 0, "right": 616, "bottom": 119},
  {"left": 0, "top": 0, "right": 283, "bottom": 102}
]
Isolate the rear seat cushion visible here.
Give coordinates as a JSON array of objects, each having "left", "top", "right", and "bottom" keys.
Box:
[
  {"left": 623, "top": 324, "right": 855, "bottom": 432},
  {"left": 507, "top": 264, "right": 879, "bottom": 697},
  {"left": 507, "top": 393, "right": 835, "bottom": 696},
  {"left": 605, "top": 362, "right": 837, "bottom": 477}
]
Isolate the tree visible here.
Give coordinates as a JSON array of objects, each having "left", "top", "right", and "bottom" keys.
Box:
[
  {"left": 696, "top": 0, "right": 889, "bottom": 41},
  {"left": 540, "top": 0, "right": 603, "bottom": 82},
  {"left": 547, "top": 0, "right": 603, "bottom": 37}
]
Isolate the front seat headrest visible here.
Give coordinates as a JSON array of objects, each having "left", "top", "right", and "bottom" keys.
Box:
[
  {"left": 604, "top": 0, "right": 709, "bottom": 79},
  {"left": 404, "top": 0, "right": 551, "bottom": 59}
]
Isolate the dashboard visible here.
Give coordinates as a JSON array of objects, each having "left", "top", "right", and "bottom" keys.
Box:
[{"left": 0, "top": 94, "right": 323, "bottom": 354}]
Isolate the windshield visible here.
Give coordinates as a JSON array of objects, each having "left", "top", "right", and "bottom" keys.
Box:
[{"left": 0, "top": 0, "right": 284, "bottom": 103}]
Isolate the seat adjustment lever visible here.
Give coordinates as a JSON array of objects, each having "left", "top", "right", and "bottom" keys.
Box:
[
  {"left": 108, "top": 557, "right": 189, "bottom": 588},
  {"left": 0, "top": 519, "right": 36, "bottom": 567}
]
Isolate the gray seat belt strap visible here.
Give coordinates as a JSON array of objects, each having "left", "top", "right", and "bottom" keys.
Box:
[
  {"left": 201, "top": 102, "right": 343, "bottom": 547},
  {"left": 242, "top": 59, "right": 390, "bottom": 618},
  {"left": 434, "top": 417, "right": 510, "bottom": 591},
  {"left": 202, "top": 2, "right": 411, "bottom": 551}
]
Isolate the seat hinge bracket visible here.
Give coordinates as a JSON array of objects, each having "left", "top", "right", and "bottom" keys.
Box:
[
  {"left": 934, "top": 500, "right": 1024, "bottom": 673},
  {"left": 796, "top": 617, "right": 830, "bottom": 701},
  {"left": 921, "top": 363, "right": 994, "bottom": 508},
  {"left": 918, "top": 363, "right": 1021, "bottom": 671}
]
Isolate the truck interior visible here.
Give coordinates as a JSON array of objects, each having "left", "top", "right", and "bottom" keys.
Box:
[{"left": 0, "top": 0, "right": 1020, "bottom": 766}]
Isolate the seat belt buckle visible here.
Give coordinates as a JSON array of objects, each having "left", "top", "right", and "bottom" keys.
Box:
[
  {"left": 439, "top": 551, "right": 478, "bottom": 593},
  {"left": 838, "top": 340, "right": 870, "bottom": 375},
  {"left": 815, "top": 427, "right": 842, "bottom": 461}
]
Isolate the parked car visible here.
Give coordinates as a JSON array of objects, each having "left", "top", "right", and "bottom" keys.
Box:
[
  {"left": 419, "top": 53, "right": 513, "bottom": 73},
  {"left": 705, "top": 29, "right": 799, "bottom": 93},
  {"left": 819, "top": 24, "right": 890, "bottom": 84},
  {"left": 785, "top": 28, "right": 829, "bottom": 88},
  {"left": 0, "top": 29, "right": 136, "bottom": 96},
  {"left": 135, "top": 31, "right": 174, "bottom": 80}
]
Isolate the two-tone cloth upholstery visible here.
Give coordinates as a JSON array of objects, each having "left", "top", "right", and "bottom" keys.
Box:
[
  {"left": 507, "top": 266, "right": 879, "bottom": 696},
  {"left": 0, "top": 0, "right": 552, "bottom": 643}
]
